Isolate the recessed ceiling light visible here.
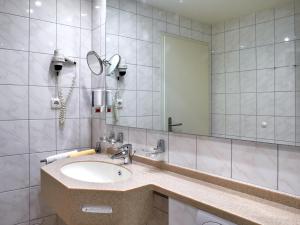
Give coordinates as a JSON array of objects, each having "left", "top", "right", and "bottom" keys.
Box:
[
  {"left": 35, "top": 1, "right": 42, "bottom": 7},
  {"left": 95, "top": 5, "right": 100, "bottom": 9},
  {"left": 284, "top": 37, "right": 290, "bottom": 42},
  {"left": 81, "top": 13, "right": 87, "bottom": 17}
]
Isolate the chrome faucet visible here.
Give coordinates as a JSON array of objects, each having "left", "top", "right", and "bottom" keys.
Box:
[{"left": 111, "top": 144, "right": 135, "bottom": 164}]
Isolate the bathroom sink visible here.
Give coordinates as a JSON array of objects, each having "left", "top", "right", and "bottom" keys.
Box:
[{"left": 60, "top": 161, "right": 132, "bottom": 183}]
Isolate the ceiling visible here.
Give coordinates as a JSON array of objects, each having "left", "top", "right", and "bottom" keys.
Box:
[{"left": 139, "top": 0, "right": 291, "bottom": 24}]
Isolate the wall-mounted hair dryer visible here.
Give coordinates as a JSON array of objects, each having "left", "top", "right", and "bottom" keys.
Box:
[{"left": 52, "top": 49, "right": 76, "bottom": 76}]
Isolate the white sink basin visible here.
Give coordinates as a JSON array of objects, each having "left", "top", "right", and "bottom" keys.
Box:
[{"left": 60, "top": 161, "right": 132, "bottom": 184}]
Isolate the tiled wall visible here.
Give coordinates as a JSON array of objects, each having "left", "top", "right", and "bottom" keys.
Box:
[
  {"left": 0, "top": 0, "right": 93, "bottom": 224},
  {"left": 211, "top": 0, "right": 300, "bottom": 146},
  {"left": 104, "top": 0, "right": 211, "bottom": 129},
  {"left": 102, "top": 125, "right": 300, "bottom": 197},
  {"left": 91, "top": 0, "right": 300, "bottom": 202}
]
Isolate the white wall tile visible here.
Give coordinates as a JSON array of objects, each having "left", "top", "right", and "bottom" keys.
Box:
[
  {"left": 167, "top": 23, "right": 179, "bottom": 35},
  {"left": 225, "top": 18, "right": 239, "bottom": 31},
  {"left": 240, "top": 13, "right": 255, "bottom": 27},
  {"left": 119, "top": 36, "right": 136, "bottom": 64},
  {"left": 232, "top": 140, "right": 277, "bottom": 189},
  {"left": 240, "top": 48, "right": 256, "bottom": 71},
  {"left": 137, "top": 2, "right": 152, "bottom": 17},
  {"left": 212, "top": 114, "right": 225, "bottom": 135},
  {"left": 57, "top": 25, "right": 80, "bottom": 57},
  {"left": 80, "top": 118, "right": 91, "bottom": 147},
  {"left": 225, "top": 51, "right": 239, "bottom": 72},
  {"left": 120, "top": 0, "right": 136, "bottom": 13},
  {"left": 275, "top": 1, "right": 294, "bottom": 19},
  {"left": 166, "top": 12, "right": 179, "bottom": 25},
  {"left": 137, "top": 65, "right": 152, "bottom": 91},
  {"left": 30, "top": 186, "right": 54, "bottom": 220},
  {"left": 241, "top": 115, "right": 256, "bottom": 138},
  {"left": 212, "top": 22, "right": 224, "bottom": 34},
  {"left": 119, "top": 10, "right": 136, "bottom": 38},
  {"left": 212, "top": 53, "right": 225, "bottom": 74},
  {"left": 0, "top": 85, "right": 28, "bottom": 120},
  {"left": 29, "top": 53, "right": 55, "bottom": 86},
  {"left": 256, "top": 21, "right": 274, "bottom": 46},
  {"left": 57, "top": 0, "right": 80, "bottom": 27},
  {"left": 275, "top": 116, "right": 295, "bottom": 143},
  {"left": 153, "top": 8, "right": 166, "bottom": 21},
  {"left": 275, "top": 66, "right": 295, "bottom": 91},
  {"left": 0, "top": 189, "right": 29, "bottom": 225},
  {"left": 212, "top": 94, "right": 225, "bottom": 114},
  {"left": 0, "top": 154, "right": 29, "bottom": 192},
  {"left": 240, "top": 70, "right": 256, "bottom": 93},
  {"left": 29, "top": 86, "right": 55, "bottom": 119},
  {"left": 240, "top": 25, "right": 255, "bottom": 49},
  {"left": 212, "top": 33, "right": 224, "bottom": 53},
  {"left": 137, "top": 116, "right": 153, "bottom": 129},
  {"left": 257, "top": 92, "right": 275, "bottom": 116},
  {"left": 137, "top": 15, "right": 153, "bottom": 42},
  {"left": 257, "top": 69, "right": 275, "bottom": 92},
  {"left": 257, "top": 116, "right": 275, "bottom": 140},
  {"left": 128, "top": 127, "right": 146, "bottom": 151},
  {"left": 256, "top": 8, "right": 274, "bottom": 23},
  {"left": 80, "top": 59, "right": 91, "bottom": 89},
  {"left": 226, "top": 93, "right": 240, "bottom": 114},
  {"left": 137, "top": 40, "right": 152, "bottom": 66},
  {"left": 212, "top": 74, "right": 225, "bottom": 93},
  {"left": 278, "top": 145, "right": 300, "bottom": 195},
  {"left": 196, "top": 136, "right": 231, "bottom": 177},
  {"left": 0, "top": 49, "right": 28, "bottom": 85},
  {"left": 0, "top": 120, "right": 29, "bottom": 156},
  {"left": 275, "top": 16, "right": 295, "bottom": 43},
  {"left": 30, "top": 19, "right": 56, "bottom": 54},
  {"left": 137, "top": 91, "right": 152, "bottom": 116},
  {"left": 57, "top": 119, "right": 80, "bottom": 150},
  {"left": 275, "top": 92, "right": 295, "bottom": 116},
  {"left": 275, "top": 41, "right": 295, "bottom": 67},
  {"left": 30, "top": 151, "right": 56, "bottom": 186},
  {"left": 180, "top": 16, "right": 192, "bottom": 29},
  {"left": 30, "top": 0, "right": 56, "bottom": 22},
  {"left": 81, "top": 0, "right": 92, "bottom": 29},
  {"left": 241, "top": 93, "right": 256, "bottom": 115},
  {"left": 118, "top": 90, "right": 136, "bottom": 117},
  {"left": 153, "top": 20, "right": 166, "bottom": 43},
  {"left": 30, "top": 120, "right": 56, "bottom": 153},
  {"left": 169, "top": 133, "right": 196, "bottom": 169},
  {"left": 79, "top": 88, "right": 92, "bottom": 118},
  {"left": 81, "top": 29, "right": 92, "bottom": 58},
  {"left": 226, "top": 72, "right": 239, "bottom": 93},
  {"left": 257, "top": 45, "right": 275, "bottom": 69},
  {"left": 225, "top": 30, "right": 239, "bottom": 51},
  {"left": 0, "top": 13, "right": 29, "bottom": 51},
  {"left": 0, "top": 0, "right": 29, "bottom": 17},
  {"left": 226, "top": 115, "right": 240, "bottom": 137}
]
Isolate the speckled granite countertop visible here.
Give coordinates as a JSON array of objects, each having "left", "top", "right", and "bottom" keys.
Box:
[{"left": 41, "top": 154, "right": 300, "bottom": 225}]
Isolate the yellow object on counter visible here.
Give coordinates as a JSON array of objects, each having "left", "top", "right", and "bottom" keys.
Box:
[{"left": 69, "top": 149, "right": 96, "bottom": 158}]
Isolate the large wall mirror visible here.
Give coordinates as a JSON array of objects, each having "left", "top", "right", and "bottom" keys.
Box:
[{"left": 105, "top": 0, "right": 300, "bottom": 146}]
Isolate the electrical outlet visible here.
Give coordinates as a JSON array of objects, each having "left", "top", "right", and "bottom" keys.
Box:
[{"left": 51, "top": 97, "right": 61, "bottom": 109}]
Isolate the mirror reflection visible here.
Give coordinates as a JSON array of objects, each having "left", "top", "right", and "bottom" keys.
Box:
[
  {"left": 105, "top": 0, "right": 299, "bottom": 146},
  {"left": 87, "top": 51, "right": 103, "bottom": 75},
  {"left": 107, "top": 54, "right": 121, "bottom": 75}
]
